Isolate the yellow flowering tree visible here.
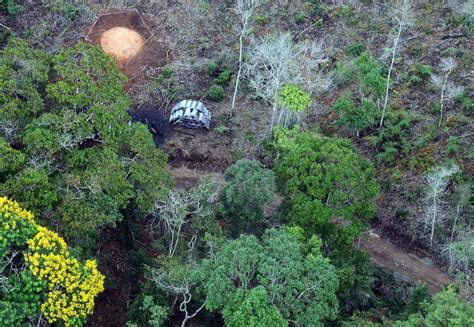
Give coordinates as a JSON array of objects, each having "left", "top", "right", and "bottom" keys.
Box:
[{"left": 0, "top": 197, "right": 105, "bottom": 326}]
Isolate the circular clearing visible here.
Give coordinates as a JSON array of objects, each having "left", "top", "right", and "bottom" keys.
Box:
[{"left": 100, "top": 27, "right": 144, "bottom": 63}]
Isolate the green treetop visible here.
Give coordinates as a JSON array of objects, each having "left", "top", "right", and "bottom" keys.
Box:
[
  {"left": 0, "top": 40, "right": 171, "bottom": 250},
  {"left": 274, "top": 129, "right": 379, "bottom": 242},
  {"left": 201, "top": 227, "right": 339, "bottom": 326}
]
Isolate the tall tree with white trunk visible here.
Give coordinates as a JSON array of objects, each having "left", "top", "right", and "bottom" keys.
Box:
[
  {"left": 431, "top": 57, "right": 464, "bottom": 127},
  {"left": 380, "top": 0, "right": 415, "bottom": 127},
  {"left": 231, "top": 0, "right": 265, "bottom": 116},
  {"left": 243, "top": 33, "right": 330, "bottom": 131},
  {"left": 423, "top": 164, "right": 459, "bottom": 246}
]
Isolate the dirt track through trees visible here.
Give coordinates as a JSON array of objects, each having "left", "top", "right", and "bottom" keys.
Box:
[
  {"left": 358, "top": 231, "right": 453, "bottom": 293},
  {"left": 171, "top": 167, "right": 454, "bottom": 293}
]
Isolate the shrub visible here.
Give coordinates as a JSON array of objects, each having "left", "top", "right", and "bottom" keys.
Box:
[
  {"left": 214, "top": 70, "right": 231, "bottom": 86},
  {"left": 445, "top": 136, "right": 460, "bottom": 156},
  {"left": 214, "top": 125, "right": 230, "bottom": 134},
  {"left": 278, "top": 84, "right": 311, "bottom": 112},
  {"left": 456, "top": 92, "right": 473, "bottom": 114},
  {"left": 406, "top": 63, "right": 432, "bottom": 85},
  {"left": 370, "top": 110, "right": 416, "bottom": 166},
  {"left": 253, "top": 15, "right": 269, "bottom": 25},
  {"left": 355, "top": 52, "right": 386, "bottom": 97},
  {"left": 294, "top": 12, "right": 306, "bottom": 24},
  {"left": 333, "top": 93, "right": 376, "bottom": 134},
  {"left": 340, "top": 4, "right": 351, "bottom": 17},
  {"left": 335, "top": 63, "right": 356, "bottom": 86},
  {"left": 347, "top": 42, "right": 365, "bottom": 57},
  {"left": 161, "top": 66, "right": 173, "bottom": 78},
  {"left": 207, "top": 84, "right": 225, "bottom": 101},
  {"left": 207, "top": 62, "right": 218, "bottom": 76},
  {"left": 0, "top": 0, "right": 21, "bottom": 15},
  {"left": 304, "top": 0, "right": 325, "bottom": 17}
]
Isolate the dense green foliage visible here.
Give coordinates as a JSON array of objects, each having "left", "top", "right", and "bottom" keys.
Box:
[
  {"left": 201, "top": 227, "right": 339, "bottom": 326},
  {"left": 2, "top": 1, "right": 473, "bottom": 325},
  {"left": 220, "top": 159, "right": 276, "bottom": 235},
  {"left": 394, "top": 287, "right": 474, "bottom": 326},
  {"left": 222, "top": 287, "right": 286, "bottom": 327},
  {"left": 275, "top": 129, "right": 379, "bottom": 242},
  {"left": 333, "top": 93, "right": 376, "bottom": 134},
  {"left": 0, "top": 40, "right": 170, "bottom": 250},
  {"left": 278, "top": 84, "right": 311, "bottom": 112}
]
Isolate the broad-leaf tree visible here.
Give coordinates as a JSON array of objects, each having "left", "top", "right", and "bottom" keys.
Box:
[
  {"left": 220, "top": 159, "right": 276, "bottom": 235},
  {"left": 201, "top": 227, "right": 339, "bottom": 326},
  {"left": 274, "top": 129, "right": 379, "bottom": 242},
  {"left": 0, "top": 40, "right": 171, "bottom": 250},
  {"left": 394, "top": 287, "right": 474, "bottom": 326},
  {"left": 0, "top": 197, "right": 104, "bottom": 326}
]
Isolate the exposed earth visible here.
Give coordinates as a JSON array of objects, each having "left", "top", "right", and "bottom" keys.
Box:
[
  {"left": 359, "top": 231, "right": 453, "bottom": 293},
  {"left": 87, "top": 9, "right": 170, "bottom": 90},
  {"left": 100, "top": 26, "right": 144, "bottom": 63}
]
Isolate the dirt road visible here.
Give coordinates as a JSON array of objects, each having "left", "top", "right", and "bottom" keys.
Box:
[
  {"left": 170, "top": 167, "right": 453, "bottom": 294},
  {"left": 359, "top": 231, "right": 453, "bottom": 293}
]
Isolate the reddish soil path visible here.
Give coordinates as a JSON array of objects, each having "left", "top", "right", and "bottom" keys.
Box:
[
  {"left": 359, "top": 231, "right": 453, "bottom": 293},
  {"left": 171, "top": 166, "right": 454, "bottom": 294}
]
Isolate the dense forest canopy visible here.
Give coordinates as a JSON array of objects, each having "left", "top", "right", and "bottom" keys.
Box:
[
  {"left": 0, "top": 40, "right": 171, "bottom": 251},
  {"left": 0, "top": 0, "right": 473, "bottom": 326}
]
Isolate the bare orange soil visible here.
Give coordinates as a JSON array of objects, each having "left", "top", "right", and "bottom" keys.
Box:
[
  {"left": 100, "top": 27, "right": 144, "bottom": 63},
  {"left": 359, "top": 231, "right": 453, "bottom": 293}
]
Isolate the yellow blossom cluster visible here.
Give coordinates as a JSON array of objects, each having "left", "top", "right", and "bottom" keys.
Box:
[
  {"left": 25, "top": 227, "right": 105, "bottom": 325},
  {"left": 0, "top": 196, "right": 37, "bottom": 255},
  {"left": 0, "top": 197, "right": 35, "bottom": 221},
  {"left": 0, "top": 197, "right": 105, "bottom": 326}
]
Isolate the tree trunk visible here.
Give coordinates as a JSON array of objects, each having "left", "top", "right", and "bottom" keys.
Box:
[
  {"left": 380, "top": 20, "right": 403, "bottom": 127},
  {"left": 231, "top": 18, "right": 249, "bottom": 116}
]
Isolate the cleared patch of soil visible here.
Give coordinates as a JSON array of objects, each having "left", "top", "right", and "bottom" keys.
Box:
[
  {"left": 100, "top": 27, "right": 144, "bottom": 63},
  {"left": 359, "top": 231, "right": 453, "bottom": 293},
  {"left": 170, "top": 166, "right": 224, "bottom": 189},
  {"left": 164, "top": 130, "right": 234, "bottom": 172},
  {"left": 87, "top": 10, "right": 170, "bottom": 89}
]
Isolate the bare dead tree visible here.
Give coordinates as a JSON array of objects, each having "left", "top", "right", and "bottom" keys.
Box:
[
  {"left": 147, "top": 179, "right": 219, "bottom": 257},
  {"left": 0, "top": 251, "right": 21, "bottom": 292},
  {"left": 0, "top": 119, "right": 18, "bottom": 142},
  {"left": 423, "top": 164, "right": 459, "bottom": 246},
  {"left": 380, "top": 0, "right": 414, "bottom": 127},
  {"left": 243, "top": 33, "right": 329, "bottom": 132},
  {"left": 449, "top": 184, "right": 470, "bottom": 246},
  {"left": 148, "top": 232, "right": 207, "bottom": 327},
  {"left": 442, "top": 224, "right": 473, "bottom": 292},
  {"left": 441, "top": 184, "right": 472, "bottom": 279},
  {"left": 431, "top": 57, "right": 464, "bottom": 127},
  {"left": 149, "top": 265, "right": 206, "bottom": 327},
  {"left": 230, "top": 0, "right": 264, "bottom": 116},
  {"left": 27, "top": 154, "right": 58, "bottom": 176}
]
